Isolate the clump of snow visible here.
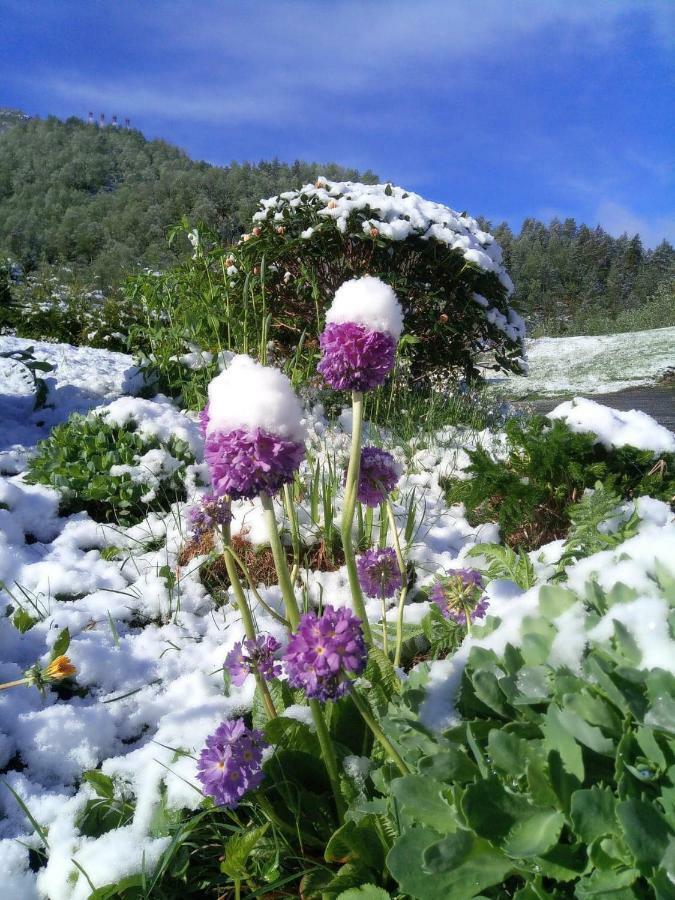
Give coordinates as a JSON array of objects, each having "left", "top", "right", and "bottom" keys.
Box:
[
  {"left": 326, "top": 276, "right": 404, "bottom": 339},
  {"left": 207, "top": 354, "right": 306, "bottom": 442},
  {"left": 99, "top": 395, "right": 203, "bottom": 457},
  {"left": 493, "top": 327, "right": 675, "bottom": 398},
  {"left": 547, "top": 396, "right": 675, "bottom": 453}
]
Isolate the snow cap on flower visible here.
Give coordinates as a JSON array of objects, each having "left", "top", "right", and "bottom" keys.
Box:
[
  {"left": 205, "top": 355, "right": 307, "bottom": 499},
  {"left": 326, "top": 276, "right": 404, "bottom": 340},
  {"left": 206, "top": 355, "right": 306, "bottom": 443}
]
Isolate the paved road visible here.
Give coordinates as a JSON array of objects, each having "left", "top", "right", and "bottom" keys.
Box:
[{"left": 522, "top": 384, "right": 675, "bottom": 432}]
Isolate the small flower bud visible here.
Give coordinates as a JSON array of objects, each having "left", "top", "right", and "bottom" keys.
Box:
[{"left": 252, "top": 226, "right": 262, "bottom": 237}]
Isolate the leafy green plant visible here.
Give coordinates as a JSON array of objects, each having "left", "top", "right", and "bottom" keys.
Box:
[
  {"left": 445, "top": 415, "right": 675, "bottom": 550},
  {"left": 25, "top": 410, "right": 195, "bottom": 524},
  {"left": 366, "top": 578, "right": 675, "bottom": 899}
]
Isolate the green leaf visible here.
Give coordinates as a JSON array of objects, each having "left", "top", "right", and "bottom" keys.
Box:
[
  {"left": 570, "top": 787, "right": 618, "bottom": 844},
  {"left": 503, "top": 809, "right": 565, "bottom": 858},
  {"left": 542, "top": 707, "right": 585, "bottom": 780},
  {"left": 617, "top": 798, "right": 670, "bottom": 873},
  {"left": 574, "top": 867, "right": 639, "bottom": 898},
  {"left": 487, "top": 729, "right": 530, "bottom": 776},
  {"left": 12, "top": 607, "right": 37, "bottom": 633},
  {"left": 390, "top": 775, "right": 458, "bottom": 832},
  {"left": 51, "top": 627, "right": 71, "bottom": 659},
  {"left": 325, "top": 817, "right": 385, "bottom": 872},
  {"left": 221, "top": 823, "right": 269, "bottom": 879},
  {"left": 387, "top": 827, "right": 513, "bottom": 900},
  {"left": 82, "top": 771, "right": 115, "bottom": 800},
  {"left": 336, "top": 886, "right": 391, "bottom": 900},
  {"left": 461, "top": 777, "right": 530, "bottom": 843},
  {"left": 422, "top": 829, "right": 473, "bottom": 873},
  {"left": 419, "top": 747, "right": 478, "bottom": 784},
  {"left": 538, "top": 584, "right": 577, "bottom": 617}
]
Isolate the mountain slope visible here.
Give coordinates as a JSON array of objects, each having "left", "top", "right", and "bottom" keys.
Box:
[{"left": 0, "top": 114, "right": 376, "bottom": 281}]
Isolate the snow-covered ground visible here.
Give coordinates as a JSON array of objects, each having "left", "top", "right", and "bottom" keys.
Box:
[
  {"left": 491, "top": 325, "right": 675, "bottom": 397},
  {"left": 0, "top": 336, "right": 673, "bottom": 899}
]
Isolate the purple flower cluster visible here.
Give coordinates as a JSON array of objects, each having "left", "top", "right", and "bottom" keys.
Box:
[
  {"left": 357, "top": 548, "right": 402, "bottom": 599},
  {"left": 198, "top": 403, "right": 210, "bottom": 439},
  {"left": 225, "top": 635, "right": 282, "bottom": 687},
  {"left": 196, "top": 718, "right": 267, "bottom": 807},
  {"left": 205, "top": 427, "right": 305, "bottom": 500},
  {"left": 187, "top": 493, "right": 232, "bottom": 541},
  {"left": 318, "top": 322, "right": 396, "bottom": 392},
  {"left": 356, "top": 447, "right": 400, "bottom": 506},
  {"left": 430, "top": 568, "right": 489, "bottom": 626},
  {"left": 284, "top": 605, "right": 367, "bottom": 702}
]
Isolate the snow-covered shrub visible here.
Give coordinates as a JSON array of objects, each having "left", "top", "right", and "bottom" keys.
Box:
[
  {"left": 445, "top": 414, "right": 675, "bottom": 548},
  {"left": 25, "top": 399, "right": 198, "bottom": 523},
  {"left": 232, "top": 179, "right": 526, "bottom": 384}
]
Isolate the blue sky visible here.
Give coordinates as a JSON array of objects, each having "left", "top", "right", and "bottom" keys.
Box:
[{"left": 2, "top": 0, "right": 674, "bottom": 245}]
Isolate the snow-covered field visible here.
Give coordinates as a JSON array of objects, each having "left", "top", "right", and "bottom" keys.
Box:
[
  {"left": 491, "top": 325, "right": 675, "bottom": 397},
  {"left": 0, "top": 336, "right": 674, "bottom": 898}
]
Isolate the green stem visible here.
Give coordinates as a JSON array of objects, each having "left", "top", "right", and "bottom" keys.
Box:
[
  {"left": 227, "top": 547, "right": 289, "bottom": 627},
  {"left": 387, "top": 499, "right": 409, "bottom": 668},
  {"left": 350, "top": 690, "right": 409, "bottom": 776},
  {"left": 341, "top": 391, "right": 372, "bottom": 642},
  {"left": 380, "top": 588, "right": 389, "bottom": 657},
  {"left": 283, "top": 483, "right": 301, "bottom": 584},
  {"left": 222, "top": 523, "right": 277, "bottom": 720},
  {"left": 260, "top": 492, "right": 301, "bottom": 629},
  {"left": 309, "top": 699, "right": 346, "bottom": 822}
]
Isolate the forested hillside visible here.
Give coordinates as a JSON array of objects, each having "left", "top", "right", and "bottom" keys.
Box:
[
  {"left": 0, "top": 112, "right": 376, "bottom": 282},
  {"left": 0, "top": 110, "right": 672, "bottom": 335}
]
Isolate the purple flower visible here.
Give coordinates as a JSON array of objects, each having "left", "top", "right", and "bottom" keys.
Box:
[
  {"left": 225, "top": 635, "right": 282, "bottom": 687},
  {"left": 198, "top": 403, "right": 210, "bottom": 439},
  {"left": 430, "top": 568, "right": 489, "bottom": 626},
  {"left": 187, "top": 493, "right": 231, "bottom": 541},
  {"left": 283, "top": 605, "right": 367, "bottom": 702},
  {"left": 318, "top": 321, "right": 396, "bottom": 392},
  {"left": 357, "top": 548, "right": 402, "bottom": 599},
  {"left": 356, "top": 447, "right": 400, "bottom": 506},
  {"left": 205, "top": 427, "right": 305, "bottom": 500},
  {"left": 196, "top": 718, "right": 267, "bottom": 807}
]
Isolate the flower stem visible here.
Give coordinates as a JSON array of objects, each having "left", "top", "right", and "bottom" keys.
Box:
[
  {"left": 309, "top": 699, "right": 345, "bottom": 822},
  {"left": 380, "top": 588, "right": 389, "bottom": 657},
  {"left": 350, "top": 689, "right": 409, "bottom": 776},
  {"left": 222, "top": 523, "right": 277, "bottom": 720},
  {"left": 0, "top": 678, "right": 28, "bottom": 691},
  {"left": 227, "top": 547, "right": 289, "bottom": 627},
  {"left": 341, "top": 391, "right": 372, "bottom": 642},
  {"left": 386, "top": 499, "right": 409, "bottom": 667},
  {"left": 260, "top": 497, "right": 345, "bottom": 822},
  {"left": 283, "top": 483, "right": 301, "bottom": 585},
  {"left": 260, "top": 492, "right": 301, "bottom": 630}
]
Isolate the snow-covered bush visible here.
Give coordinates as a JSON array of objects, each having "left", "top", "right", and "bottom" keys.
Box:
[
  {"left": 233, "top": 179, "right": 526, "bottom": 383},
  {"left": 25, "top": 397, "right": 199, "bottom": 524},
  {"left": 445, "top": 413, "right": 675, "bottom": 548}
]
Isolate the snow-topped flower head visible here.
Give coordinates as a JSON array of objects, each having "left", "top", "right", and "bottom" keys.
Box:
[
  {"left": 318, "top": 276, "right": 403, "bottom": 392},
  {"left": 204, "top": 355, "right": 307, "bottom": 500},
  {"left": 196, "top": 718, "right": 267, "bottom": 808},
  {"left": 357, "top": 548, "right": 402, "bottom": 599},
  {"left": 355, "top": 447, "right": 401, "bottom": 506},
  {"left": 283, "top": 605, "right": 367, "bottom": 702},
  {"left": 431, "top": 568, "right": 489, "bottom": 626}
]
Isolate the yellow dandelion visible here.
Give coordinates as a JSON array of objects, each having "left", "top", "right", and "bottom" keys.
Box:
[{"left": 44, "top": 655, "right": 77, "bottom": 681}]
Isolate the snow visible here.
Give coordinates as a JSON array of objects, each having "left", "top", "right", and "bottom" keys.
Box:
[
  {"left": 493, "top": 326, "right": 675, "bottom": 397},
  {"left": 547, "top": 396, "right": 675, "bottom": 453},
  {"left": 207, "top": 353, "right": 306, "bottom": 442},
  {"left": 326, "top": 276, "right": 404, "bottom": 339},
  {"left": 0, "top": 334, "right": 673, "bottom": 896}
]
